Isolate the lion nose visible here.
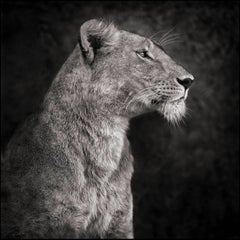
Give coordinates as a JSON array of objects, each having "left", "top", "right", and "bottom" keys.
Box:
[{"left": 177, "top": 77, "right": 193, "bottom": 90}]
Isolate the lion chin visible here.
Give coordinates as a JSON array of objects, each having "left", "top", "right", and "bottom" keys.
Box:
[{"left": 157, "top": 99, "right": 186, "bottom": 124}]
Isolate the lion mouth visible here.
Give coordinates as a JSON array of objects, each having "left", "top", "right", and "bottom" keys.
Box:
[
  {"left": 171, "top": 96, "right": 185, "bottom": 103},
  {"left": 151, "top": 96, "right": 184, "bottom": 106}
]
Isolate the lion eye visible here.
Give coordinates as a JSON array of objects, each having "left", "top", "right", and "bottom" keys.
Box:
[
  {"left": 138, "top": 51, "right": 148, "bottom": 57},
  {"left": 136, "top": 50, "right": 153, "bottom": 60}
]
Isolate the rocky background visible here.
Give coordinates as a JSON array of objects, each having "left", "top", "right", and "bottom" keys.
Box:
[{"left": 1, "top": 1, "right": 239, "bottom": 238}]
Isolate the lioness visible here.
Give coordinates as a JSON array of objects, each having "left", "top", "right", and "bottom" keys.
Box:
[{"left": 1, "top": 19, "right": 194, "bottom": 238}]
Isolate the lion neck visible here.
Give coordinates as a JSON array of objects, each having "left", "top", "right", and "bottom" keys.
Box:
[{"left": 42, "top": 45, "right": 130, "bottom": 175}]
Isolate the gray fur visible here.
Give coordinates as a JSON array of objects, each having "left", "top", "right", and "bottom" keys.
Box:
[{"left": 1, "top": 19, "right": 193, "bottom": 238}]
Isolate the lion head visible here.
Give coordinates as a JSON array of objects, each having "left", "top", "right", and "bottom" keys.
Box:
[{"left": 79, "top": 19, "right": 194, "bottom": 123}]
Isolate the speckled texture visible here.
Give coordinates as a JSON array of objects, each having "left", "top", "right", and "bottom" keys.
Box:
[{"left": 1, "top": 1, "right": 239, "bottom": 238}]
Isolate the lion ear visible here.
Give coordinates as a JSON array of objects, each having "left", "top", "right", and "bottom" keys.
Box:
[{"left": 79, "top": 19, "right": 119, "bottom": 64}]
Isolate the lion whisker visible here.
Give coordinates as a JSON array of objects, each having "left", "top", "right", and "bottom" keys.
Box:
[
  {"left": 161, "top": 38, "right": 182, "bottom": 47},
  {"left": 127, "top": 92, "right": 154, "bottom": 112},
  {"left": 161, "top": 36, "right": 181, "bottom": 45},
  {"left": 125, "top": 90, "right": 154, "bottom": 113},
  {"left": 158, "top": 28, "right": 175, "bottom": 44},
  {"left": 160, "top": 33, "right": 181, "bottom": 42},
  {"left": 160, "top": 35, "right": 182, "bottom": 47},
  {"left": 148, "top": 29, "right": 165, "bottom": 40}
]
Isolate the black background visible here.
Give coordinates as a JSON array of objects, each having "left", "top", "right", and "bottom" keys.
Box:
[{"left": 1, "top": 1, "right": 239, "bottom": 238}]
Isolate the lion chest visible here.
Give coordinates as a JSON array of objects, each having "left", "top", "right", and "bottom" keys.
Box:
[{"left": 80, "top": 177, "right": 132, "bottom": 237}]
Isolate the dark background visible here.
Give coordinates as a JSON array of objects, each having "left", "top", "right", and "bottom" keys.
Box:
[{"left": 1, "top": 1, "right": 239, "bottom": 238}]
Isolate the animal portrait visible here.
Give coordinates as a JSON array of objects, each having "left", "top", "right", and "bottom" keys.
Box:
[
  {"left": 1, "top": 17, "right": 194, "bottom": 238},
  {"left": 1, "top": 1, "right": 238, "bottom": 239}
]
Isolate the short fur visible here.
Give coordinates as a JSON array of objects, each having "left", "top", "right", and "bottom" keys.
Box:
[{"left": 1, "top": 19, "right": 193, "bottom": 238}]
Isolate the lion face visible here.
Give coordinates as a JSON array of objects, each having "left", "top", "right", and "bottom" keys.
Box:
[
  {"left": 79, "top": 19, "right": 194, "bottom": 123},
  {"left": 115, "top": 31, "right": 194, "bottom": 123}
]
